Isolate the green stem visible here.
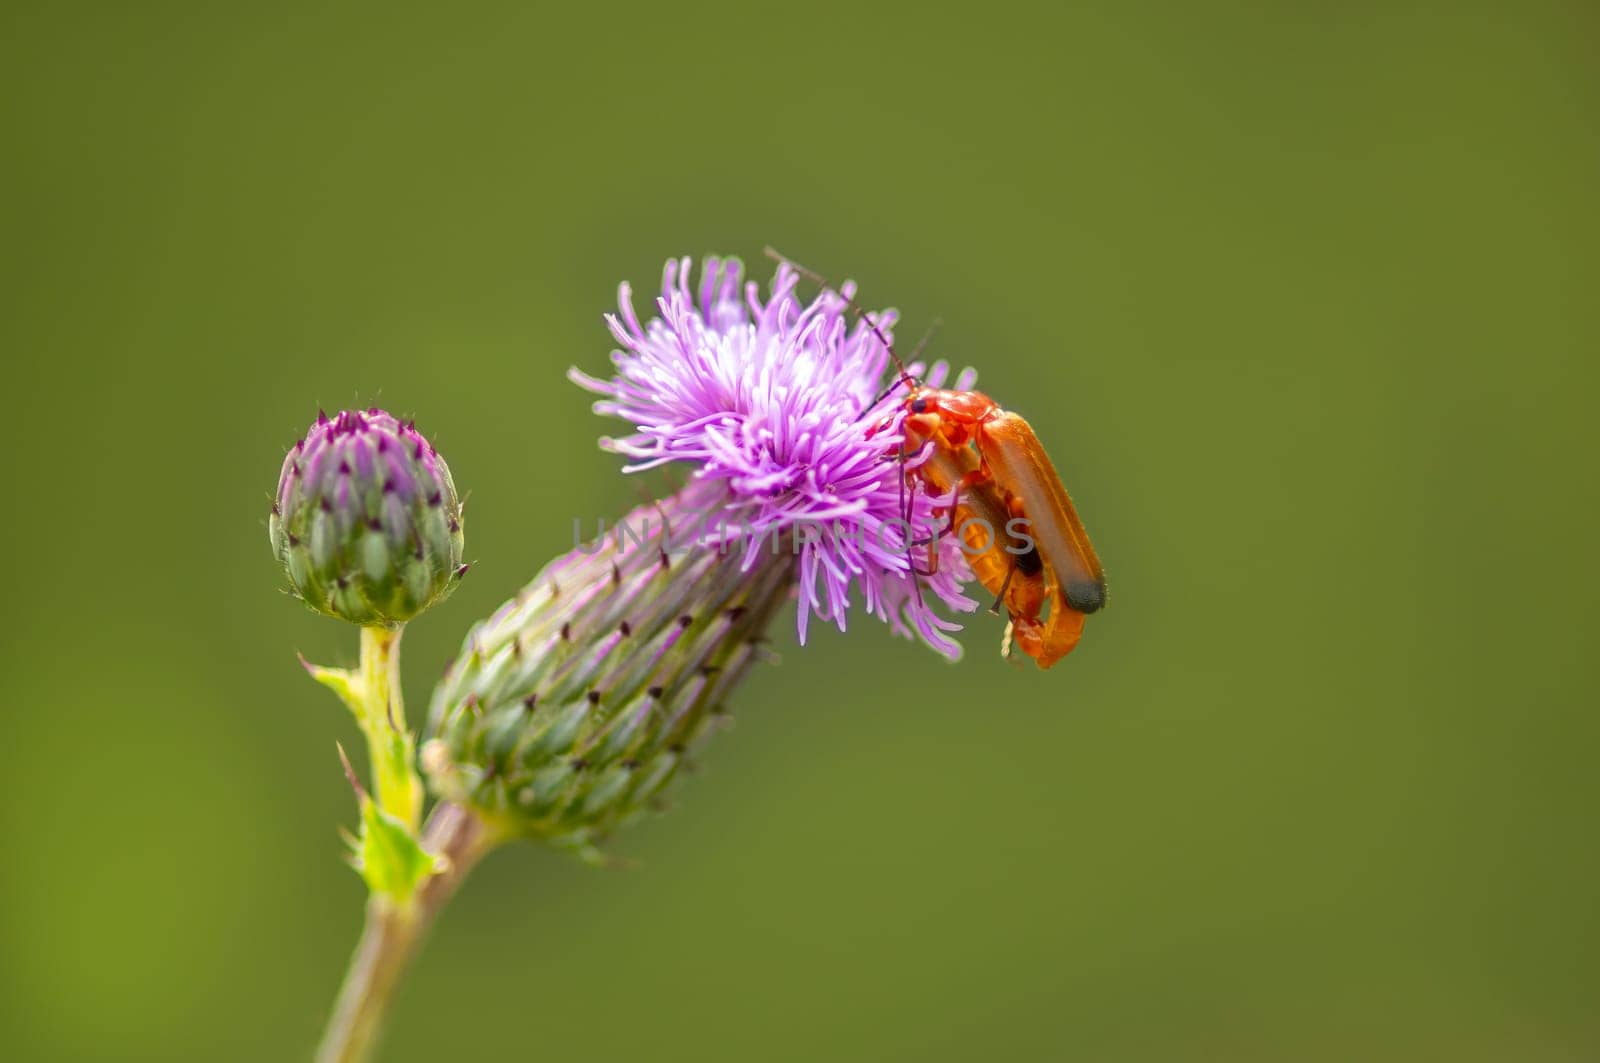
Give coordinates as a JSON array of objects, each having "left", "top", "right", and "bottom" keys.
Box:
[
  {"left": 316, "top": 802, "right": 497, "bottom": 1063},
  {"left": 358, "top": 625, "right": 423, "bottom": 830}
]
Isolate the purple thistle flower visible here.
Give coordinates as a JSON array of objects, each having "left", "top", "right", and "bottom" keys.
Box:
[{"left": 569, "top": 256, "right": 979, "bottom": 658}]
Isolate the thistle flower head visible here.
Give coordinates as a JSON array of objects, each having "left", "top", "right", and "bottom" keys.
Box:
[
  {"left": 569, "top": 256, "right": 978, "bottom": 657},
  {"left": 425, "top": 257, "right": 987, "bottom": 854},
  {"left": 270, "top": 408, "right": 466, "bottom": 627}
]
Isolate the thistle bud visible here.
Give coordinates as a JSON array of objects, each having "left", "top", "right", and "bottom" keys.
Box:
[
  {"left": 270, "top": 409, "right": 465, "bottom": 627},
  {"left": 423, "top": 488, "right": 790, "bottom": 859}
]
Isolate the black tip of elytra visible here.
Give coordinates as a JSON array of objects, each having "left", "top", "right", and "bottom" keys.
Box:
[
  {"left": 1065, "top": 579, "right": 1107, "bottom": 615},
  {"left": 647, "top": 685, "right": 664, "bottom": 700}
]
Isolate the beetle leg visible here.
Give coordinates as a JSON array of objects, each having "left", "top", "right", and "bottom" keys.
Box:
[
  {"left": 990, "top": 562, "right": 1017, "bottom": 616},
  {"left": 954, "top": 464, "right": 993, "bottom": 495},
  {"left": 1027, "top": 601, "right": 1086, "bottom": 670},
  {"left": 916, "top": 496, "right": 958, "bottom": 576},
  {"left": 1008, "top": 615, "right": 1045, "bottom": 662},
  {"left": 912, "top": 481, "right": 963, "bottom": 543},
  {"left": 892, "top": 437, "right": 934, "bottom": 606}
]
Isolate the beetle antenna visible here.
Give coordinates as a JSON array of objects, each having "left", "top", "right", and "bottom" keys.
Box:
[
  {"left": 863, "top": 315, "right": 945, "bottom": 409},
  {"left": 763, "top": 246, "right": 917, "bottom": 393},
  {"left": 908, "top": 316, "right": 943, "bottom": 365}
]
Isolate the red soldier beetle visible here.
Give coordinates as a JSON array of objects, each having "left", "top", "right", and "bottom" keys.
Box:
[
  {"left": 902, "top": 420, "right": 1063, "bottom": 662},
  {"left": 902, "top": 391, "right": 1104, "bottom": 667},
  {"left": 764, "top": 248, "right": 1107, "bottom": 668}
]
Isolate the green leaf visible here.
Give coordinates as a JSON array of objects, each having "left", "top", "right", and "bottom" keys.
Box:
[
  {"left": 300, "top": 655, "right": 363, "bottom": 717},
  {"left": 355, "top": 795, "right": 438, "bottom": 903},
  {"left": 337, "top": 743, "right": 438, "bottom": 902}
]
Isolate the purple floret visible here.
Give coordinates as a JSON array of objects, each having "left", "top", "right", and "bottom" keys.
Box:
[{"left": 570, "top": 256, "right": 978, "bottom": 658}]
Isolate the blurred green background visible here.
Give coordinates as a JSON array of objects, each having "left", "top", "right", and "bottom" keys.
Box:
[{"left": 2, "top": 1, "right": 1596, "bottom": 1060}]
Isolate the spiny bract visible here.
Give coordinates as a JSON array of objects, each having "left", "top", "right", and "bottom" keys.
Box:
[{"left": 423, "top": 488, "right": 788, "bottom": 858}]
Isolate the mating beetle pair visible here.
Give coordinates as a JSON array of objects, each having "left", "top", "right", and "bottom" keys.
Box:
[{"left": 769, "top": 248, "right": 1107, "bottom": 669}]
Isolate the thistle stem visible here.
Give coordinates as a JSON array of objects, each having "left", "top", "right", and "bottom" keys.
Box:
[
  {"left": 358, "top": 625, "right": 423, "bottom": 830},
  {"left": 316, "top": 802, "right": 497, "bottom": 1063}
]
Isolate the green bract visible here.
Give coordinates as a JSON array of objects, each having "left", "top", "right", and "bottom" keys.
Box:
[
  {"left": 423, "top": 490, "right": 790, "bottom": 861},
  {"left": 270, "top": 409, "right": 465, "bottom": 627}
]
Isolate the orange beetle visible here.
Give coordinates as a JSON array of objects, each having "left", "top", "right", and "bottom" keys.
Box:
[
  {"left": 901, "top": 389, "right": 1105, "bottom": 667},
  {"left": 766, "top": 248, "right": 1107, "bottom": 667}
]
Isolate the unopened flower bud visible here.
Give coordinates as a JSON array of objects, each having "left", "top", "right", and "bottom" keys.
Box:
[{"left": 270, "top": 409, "right": 465, "bottom": 627}]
